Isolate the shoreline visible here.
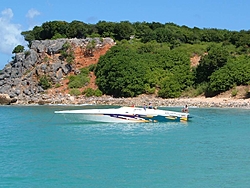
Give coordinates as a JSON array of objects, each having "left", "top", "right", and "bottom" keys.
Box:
[{"left": 9, "top": 94, "right": 250, "bottom": 109}]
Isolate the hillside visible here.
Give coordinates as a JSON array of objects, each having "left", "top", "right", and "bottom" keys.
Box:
[
  {"left": 0, "top": 38, "right": 115, "bottom": 104},
  {"left": 46, "top": 41, "right": 113, "bottom": 95},
  {"left": 0, "top": 37, "right": 249, "bottom": 106},
  {"left": 48, "top": 46, "right": 249, "bottom": 100}
]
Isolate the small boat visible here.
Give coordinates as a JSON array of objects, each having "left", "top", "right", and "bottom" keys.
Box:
[{"left": 54, "top": 106, "right": 190, "bottom": 123}]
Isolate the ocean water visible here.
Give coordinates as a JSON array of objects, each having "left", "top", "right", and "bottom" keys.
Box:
[{"left": 1, "top": 105, "right": 250, "bottom": 188}]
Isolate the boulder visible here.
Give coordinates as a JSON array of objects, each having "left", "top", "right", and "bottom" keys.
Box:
[{"left": 0, "top": 94, "right": 12, "bottom": 105}]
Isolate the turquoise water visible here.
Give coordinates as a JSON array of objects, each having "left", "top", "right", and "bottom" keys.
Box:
[{"left": 1, "top": 105, "right": 250, "bottom": 187}]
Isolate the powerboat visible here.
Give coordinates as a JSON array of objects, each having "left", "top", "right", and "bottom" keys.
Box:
[{"left": 54, "top": 106, "right": 190, "bottom": 123}]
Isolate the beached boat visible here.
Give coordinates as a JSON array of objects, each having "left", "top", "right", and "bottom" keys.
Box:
[{"left": 54, "top": 106, "right": 190, "bottom": 123}]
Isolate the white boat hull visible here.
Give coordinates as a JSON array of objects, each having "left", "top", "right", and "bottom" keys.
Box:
[{"left": 54, "top": 106, "right": 190, "bottom": 123}]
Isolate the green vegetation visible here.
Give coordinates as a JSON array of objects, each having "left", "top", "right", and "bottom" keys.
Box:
[
  {"left": 88, "top": 64, "right": 96, "bottom": 72},
  {"left": 95, "top": 41, "right": 194, "bottom": 98},
  {"left": 60, "top": 42, "right": 75, "bottom": 64},
  {"left": 82, "top": 88, "right": 103, "bottom": 97},
  {"left": 84, "top": 40, "right": 96, "bottom": 57},
  {"left": 231, "top": 85, "right": 238, "bottom": 97},
  {"left": 68, "top": 68, "right": 90, "bottom": 89},
  {"left": 69, "top": 88, "right": 81, "bottom": 96},
  {"left": 55, "top": 83, "right": 61, "bottom": 88},
  {"left": 18, "top": 20, "right": 250, "bottom": 98},
  {"left": 12, "top": 45, "right": 24, "bottom": 54},
  {"left": 39, "top": 75, "right": 51, "bottom": 90},
  {"left": 24, "top": 50, "right": 31, "bottom": 58},
  {"left": 206, "top": 55, "right": 250, "bottom": 96}
]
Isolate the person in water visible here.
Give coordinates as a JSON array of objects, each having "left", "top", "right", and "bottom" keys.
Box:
[{"left": 182, "top": 105, "right": 189, "bottom": 113}]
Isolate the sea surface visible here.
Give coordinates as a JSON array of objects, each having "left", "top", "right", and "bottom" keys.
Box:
[{"left": 1, "top": 105, "right": 250, "bottom": 188}]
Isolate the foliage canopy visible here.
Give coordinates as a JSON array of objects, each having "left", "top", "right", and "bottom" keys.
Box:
[{"left": 19, "top": 20, "right": 250, "bottom": 98}]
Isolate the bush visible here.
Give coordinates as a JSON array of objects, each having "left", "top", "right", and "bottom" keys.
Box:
[
  {"left": 94, "top": 89, "right": 103, "bottom": 97},
  {"left": 207, "top": 56, "right": 250, "bottom": 96},
  {"left": 231, "top": 85, "right": 238, "bottom": 97},
  {"left": 69, "top": 88, "right": 81, "bottom": 96},
  {"left": 181, "top": 83, "right": 209, "bottom": 97},
  {"left": 144, "top": 83, "right": 155, "bottom": 94},
  {"left": 88, "top": 64, "right": 96, "bottom": 72},
  {"left": 68, "top": 68, "right": 90, "bottom": 89},
  {"left": 82, "top": 88, "right": 95, "bottom": 97},
  {"left": 181, "top": 86, "right": 198, "bottom": 97},
  {"left": 82, "top": 88, "right": 103, "bottom": 97},
  {"left": 55, "top": 83, "right": 61, "bottom": 88},
  {"left": 60, "top": 42, "right": 75, "bottom": 64},
  {"left": 12, "top": 45, "right": 25, "bottom": 54},
  {"left": 68, "top": 76, "right": 89, "bottom": 88},
  {"left": 39, "top": 75, "right": 51, "bottom": 90}
]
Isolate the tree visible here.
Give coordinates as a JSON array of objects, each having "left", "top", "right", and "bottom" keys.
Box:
[
  {"left": 66, "top": 20, "right": 88, "bottom": 38},
  {"left": 39, "top": 75, "right": 51, "bottom": 90},
  {"left": 206, "top": 55, "right": 250, "bottom": 96},
  {"left": 95, "top": 42, "right": 194, "bottom": 98},
  {"left": 96, "top": 21, "right": 116, "bottom": 38},
  {"left": 95, "top": 45, "right": 147, "bottom": 97},
  {"left": 195, "top": 45, "right": 230, "bottom": 84},
  {"left": 158, "top": 75, "right": 182, "bottom": 98},
  {"left": 114, "top": 21, "right": 135, "bottom": 40},
  {"left": 12, "top": 45, "right": 24, "bottom": 54},
  {"left": 40, "top": 21, "right": 68, "bottom": 39}
]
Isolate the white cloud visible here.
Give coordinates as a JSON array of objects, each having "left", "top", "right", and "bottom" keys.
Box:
[
  {"left": 0, "top": 8, "right": 26, "bottom": 56},
  {"left": 1, "top": 8, "right": 13, "bottom": 21},
  {"left": 26, "top": 8, "right": 40, "bottom": 19}
]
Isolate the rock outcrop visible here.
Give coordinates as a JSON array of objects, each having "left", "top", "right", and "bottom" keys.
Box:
[
  {"left": 0, "top": 94, "right": 12, "bottom": 105},
  {"left": 0, "top": 37, "right": 115, "bottom": 105}
]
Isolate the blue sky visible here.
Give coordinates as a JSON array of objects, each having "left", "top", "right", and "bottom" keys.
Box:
[{"left": 0, "top": 0, "right": 250, "bottom": 69}]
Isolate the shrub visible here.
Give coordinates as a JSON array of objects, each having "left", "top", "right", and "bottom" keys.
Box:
[
  {"left": 68, "top": 68, "right": 90, "bottom": 88},
  {"left": 82, "top": 88, "right": 103, "bottom": 97},
  {"left": 88, "top": 64, "right": 96, "bottom": 72},
  {"left": 69, "top": 88, "right": 81, "bottom": 96},
  {"left": 144, "top": 83, "right": 156, "bottom": 94},
  {"left": 94, "top": 89, "right": 103, "bottom": 97},
  {"left": 55, "top": 83, "right": 61, "bottom": 88},
  {"left": 39, "top": 75, "right": 51, "bottom": 90},
  {"left": 12, "top": 45, "right": 25, "bottom": 54},
  {"left": 60, "top": 42, "right": 75, "bottom": 64},
  {"left": 181, "top": 86, "right": 197, "bottom": 97},
  {"left": 182, "top": 83, "right": 208, "bottom": 97},
  {"left": 231, "top": 85, "right": 238, "bottom": 97},
  {"left": 83, "top": 88, "right": 95, "bottom": 97},
  {"left": 158, "top": 76, "right": 182, "bottom": 98}
]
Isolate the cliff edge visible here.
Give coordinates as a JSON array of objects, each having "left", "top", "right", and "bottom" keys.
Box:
[{"left": 0, "top": 38, "right": 115, "bottom": 104}]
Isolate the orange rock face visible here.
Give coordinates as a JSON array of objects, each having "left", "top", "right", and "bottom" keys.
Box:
[{"left": 47, "top": 43, "right": 113, "bottom": 95}]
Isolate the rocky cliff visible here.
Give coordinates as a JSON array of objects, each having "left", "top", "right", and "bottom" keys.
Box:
[{"left": 0, "top": 38, "right": 115, "bottom": 105}]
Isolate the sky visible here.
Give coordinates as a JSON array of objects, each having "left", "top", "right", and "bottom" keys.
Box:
[{"left": 0, "top": 0, "right": 250, "bottom": 69}]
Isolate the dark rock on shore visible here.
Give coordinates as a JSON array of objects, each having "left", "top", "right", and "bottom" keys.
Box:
[{"left": 0, "top": 94, "right": 17, "bottom": 105}]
